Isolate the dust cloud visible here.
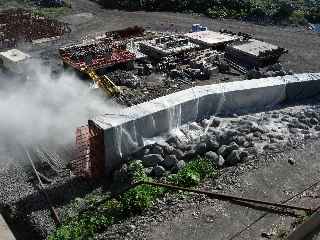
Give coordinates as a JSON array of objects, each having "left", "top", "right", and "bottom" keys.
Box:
[{"left": 0, "top": 60, "right": 121, "bottom": 150}]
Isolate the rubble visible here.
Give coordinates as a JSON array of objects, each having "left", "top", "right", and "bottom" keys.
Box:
[
  {"left": 0, "top": 9, "right": 70, "bottom": 50},
  {"left": 114, "top": 104, "right": 320, "bottom": 182}
]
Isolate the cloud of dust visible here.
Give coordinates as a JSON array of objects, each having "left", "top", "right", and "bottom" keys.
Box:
[{"left": 0, "top": 59, "right": 121, "bottom": 149}]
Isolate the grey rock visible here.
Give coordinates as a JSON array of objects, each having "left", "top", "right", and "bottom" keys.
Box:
[
  {"left": 172, "top": 160, "right": 186, "bottom": 173},
  {"left": 227, "top": 142, "right": 239, "bottom": 152},
  {"left": 162, "top": 155, "right": 178, "bottom": 169},
  {"left": 152, "top": 165, "right": 166, "bottom": 178},
  {"left": 195, "top": 143, "right": 207, "bottom": 155},
  {"left": 201, "top": 119, "right": 211, "bottom": 128},
  {"left": 205, "top": 151, "right": 219, "bottom": 162},
  {"left": 243, "top": 141, "right": 251, "bottom": 148},
  {"left": 217, "top": 155, "right": 225, "bottom": 167},
  {"left": 239, "top": 151, "right": 249, "bottom": 161},
  {"left": 183, "top": 149, "right": 197, "bottom": 161},
  {"left": 253, "top": 131, "right": 262, "bottom": 138},
  {"left": 149, "top": 144, "right": 163, "bottom": 155},
  {"left": 132, "top": 147, "right": 149, "bottom": 159},
  {"left": 281, "top": 116, "right": 290, "bottom": 122},
  {"left": 142, "top": 154, "right": 164, "bottom": 167},
  {"left": 218, "top": 145, "right": 228, "bottom": 157},
  {"left": 251, "top": 125, "right": 268, "bottom": 134},
  {"left": 246, "top": 146, "right": 259, "bottom": 155},
  {"left": 176, "top": 143, "right": 192, "bottom": 151},
  {"left": 288, "top": 157, "right": 295, "bottom": 165},
  {"left": 166, "top": 135, "right": 180, "bottom": 145},
  {"left": 289, "top": 120, "right": 309, "bottom": 130},
  {"left": 226, "top": 150, "right": 241, "bottom": 166},
  {"left": 310, "top": 118, "right": 319, "bottom": 125},
  {"left": 221, "top": 129, "right": 240, "bottom": 144},
  {"left": 189, "top": 122, "right": 203, "bottom": 130},
  {"left": 210, "top": 118, "right": 221, "bottom": 127},
  {"left": 172, "top": 148, "right": 184, "bottom": 159},
  {"left": 162, "top": 145, "right": 175, "bottom": 155},
  {"left": 233, "top": 135, "right": 246, "bottom": 146},
  {"left": 289, "top": 127, "right": 299, "bottom": 134},
  {"left": 315, "top": 125, "right": 320, "bottom": 131},
  {"left": 207, "top": 138, "right": 220, "bottom": 151}
]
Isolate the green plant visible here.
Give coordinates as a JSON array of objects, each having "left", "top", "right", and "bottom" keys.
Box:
[
  {"left": 289, "top": 10, "right": 308, "bottom": 25},
  {"left": 168, "top": 158, "right": 217, "bottom": 187}
]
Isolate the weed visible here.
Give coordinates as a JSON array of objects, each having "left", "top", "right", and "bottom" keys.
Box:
[
  {"left": 49, "top": 158, "right": 217, "bottom": 239},
  {"left": 168, "top": 158, "right": 217, "bottom": 187}
]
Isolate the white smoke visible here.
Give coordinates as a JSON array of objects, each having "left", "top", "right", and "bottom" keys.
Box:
[{"left": 0, "top": 60, "right": 121, "bottom": 150}]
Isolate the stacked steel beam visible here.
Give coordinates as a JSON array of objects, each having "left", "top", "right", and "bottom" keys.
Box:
[{"left": 0, "top": 9, "right": 70, "bottom": 49}]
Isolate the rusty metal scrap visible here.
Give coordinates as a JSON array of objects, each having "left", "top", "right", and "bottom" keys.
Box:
[
  {"left": 59, "top": 39, "right": 136, "bottom": 70},
  {"left": 0, "top": 9, "right": 70, "bottom": 49}
]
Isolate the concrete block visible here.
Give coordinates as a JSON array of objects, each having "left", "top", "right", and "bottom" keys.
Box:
[{"left": 285, "top": 73, "right": 320, "bottom": 101}]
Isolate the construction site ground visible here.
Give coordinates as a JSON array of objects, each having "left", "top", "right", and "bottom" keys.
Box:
[
  {"left": 3, "top": 0, "right": 320, "bottom": 106},
  {"left": 1, "top": 1, "right": 320, "bottom": 240}
]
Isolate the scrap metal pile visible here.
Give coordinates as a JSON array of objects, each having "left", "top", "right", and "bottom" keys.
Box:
[
  {"left": 59, "top": 39, "right": 136, "bottom": 71},
  {"left": 0, "top": 9, "right": 70, "bottom": 49}
]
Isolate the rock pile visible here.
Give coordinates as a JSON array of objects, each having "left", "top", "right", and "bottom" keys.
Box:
[{"left": 114, "top": 105, "right": 320, "bottom": 181}]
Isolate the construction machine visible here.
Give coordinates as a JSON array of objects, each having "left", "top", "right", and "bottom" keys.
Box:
[{"left": 82, "top": 68, "right": 122, "bottom": 97}]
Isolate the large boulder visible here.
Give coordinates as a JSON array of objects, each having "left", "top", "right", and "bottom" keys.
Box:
[
  {"left": 162, "top": 155, "right": 179, "bottom": 170},
  {"left": 205, "top": 151, "right": 219, "bottom": 163},
  {"left": 171, "top": 160, "right": 186, "bottom": 173},
  {"left": 225, "top": 150, "right": 241, "bottom": 166},
  {"left": 183, "top": 149, "right": 197, "bottom": 161},
  {"left": 142, "top": 154, "right": 164, "bottom": 167},
  {"left": 172, "top": 148, "right": 184, "bottom": 159},
  {"left": 152, "top": 165, "right": 166, "bottom": 178},
  {"left": 132, "top": 147, "right": 149, "bottom": 159},
  {"left": 206, "top": 138, "right": 220, "bottom": 151},
  {"left": 194, "top": 143, "right": 207, "bottom": 155},
  {"left": 149, "top": 144, "right": 164, "bottom": 155}
]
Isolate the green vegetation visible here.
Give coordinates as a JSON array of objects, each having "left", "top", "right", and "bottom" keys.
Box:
[
  {"left": 49, "top": 158, "right": 217, "bottom": 240},
  {"left": 168, "top": 158, "right": 217, "bottom": 187},
  {"left": 98, "top": 0, "right": 320, "bottom": 25}
]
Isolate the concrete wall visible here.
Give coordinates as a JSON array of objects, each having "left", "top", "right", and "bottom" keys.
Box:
[
  {"left": 91, "top": 73, "right": 320, "bottom": 174},
  {"left": 0, "top": 214, "right": 15, "bottom": 240}
]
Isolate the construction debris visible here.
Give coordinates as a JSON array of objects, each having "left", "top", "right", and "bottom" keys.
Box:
[
  {"left": 59, "top": 39, "right": 136, "bottom": 71},
  {"left": 57, "top": 25, "right": 288, "bottom": 104},
  {"left": 140, "top": 35, "right": 199, "bottom": 58},
  {"left": 225, "top": 39, "right": 287, "bottom": 69},
  {"left": 0, "top": 49, "right": 31, "bottom": 74},
  {"left": 0, "top": 9, "right": 70, "bottom": 50},
  {"left": 185, "top": 30, "right": 240, "bottom": 47}
]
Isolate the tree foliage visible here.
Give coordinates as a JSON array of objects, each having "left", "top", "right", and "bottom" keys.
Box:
[{"left": 98, "top": 0, "right": 320, "bottom": 24}]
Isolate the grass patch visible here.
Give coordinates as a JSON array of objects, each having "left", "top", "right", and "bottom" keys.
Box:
[{"left": 49, "top": 158, "right": 217, "bottom": 240}]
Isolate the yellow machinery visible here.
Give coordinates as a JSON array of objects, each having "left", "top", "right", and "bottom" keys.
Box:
[{"left": 82, "top": 68, "right": 122, "bottom": 96}]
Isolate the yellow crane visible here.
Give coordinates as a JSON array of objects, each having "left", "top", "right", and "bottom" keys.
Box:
[{"left": 82, "top": 68, "right": 122, "bottom": 96}]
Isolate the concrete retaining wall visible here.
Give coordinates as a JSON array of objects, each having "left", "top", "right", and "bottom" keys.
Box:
[{"left": 91, "top": 73, "right": 320, "bottom": 174}]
